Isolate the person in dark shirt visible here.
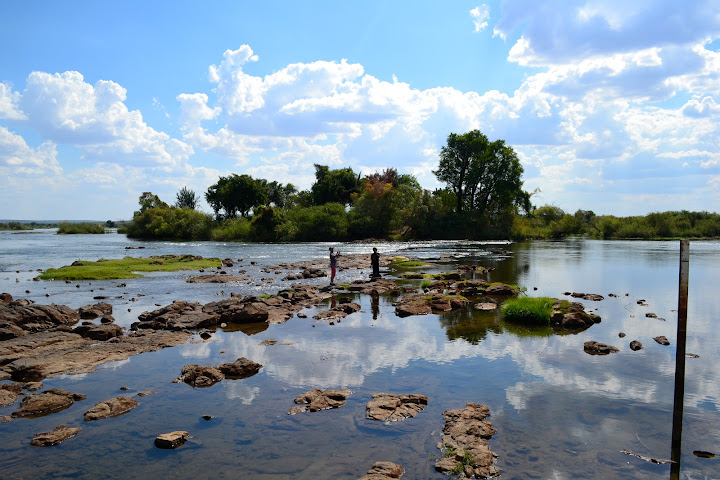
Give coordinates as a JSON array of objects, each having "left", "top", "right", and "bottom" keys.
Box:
[
  {"left": 329, "top": 247, "right": 340, "bottom": 285},
  {"left": 370, "top": 247, "right": 381, "bottom": 278}
]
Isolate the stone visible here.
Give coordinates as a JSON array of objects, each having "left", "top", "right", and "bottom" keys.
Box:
[
  {"left": 73, "top": 323, "right": 123, "bottom": 341},
  {"left": 154, "top": 431, "right": 190, "bottom": 449},
  {"left": 583, "top": 341, "right": 619, "bottom": 355},
  {"left": 0, "top": 384, "right": 20, "bottom": 407},
  {"left": 176, "top": 364, "right": 225, "bottom": 387},
  {"left": 358, "top": 461, "right": 405, "bottom": 480},
  {"left": 77, "top": 302, "right": 112, "bottom": 319},
  {"left": 12, "top": 388, "right": 86, "bottom": 417},
  {"left": 484, "top": 283, "right": 518, "bottom": 296},
  {"left": 289, "top": 388, "right": 351, "bottom": 414},
  {"left": 30, "top": 424, "right": 81, "bottom": 447},
  {"left": 186, "top": 274, "right": 249, "bottom": 283},
  {"left": 366, "top": 393, "right": 428, "bottom": 424},
  {"left": 630, "top": 340, "right": 643, "bottom": 351},
  {"left": 570, "top": 292, "right": 604, "bottom": 301},
  {"left": 654, "top": 336, "right": 670, "bottom": 346},
  {"left": 217, "top": 357, "right": 262, "bottom": 379},
  {"left": 475, "top": 303, "right": 497, "bottom": 311},
  {"left": 0, "top": 302, "right": 80, "bottom": 334},
  {"left": 84, "top": 396, "right": 139, "bottom": 421}
]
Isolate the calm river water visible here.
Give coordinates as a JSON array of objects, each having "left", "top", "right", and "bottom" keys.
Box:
[{"left": 0, "top": 230, "right": 718, "bottom": 479}]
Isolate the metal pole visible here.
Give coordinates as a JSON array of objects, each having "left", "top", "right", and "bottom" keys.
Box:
[{"left": 670, "top": 240, "right": 689, "bottom": 479}]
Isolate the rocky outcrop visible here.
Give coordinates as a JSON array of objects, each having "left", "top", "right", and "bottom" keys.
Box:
[
  {"left": 366, "top": 393, "right": 428, "bottom": 424},
  {"left": 583, "top": 341, "right": 619, "bottom": 355},
  {"left": 30, "top": 424, "right": 81, "bottom": 447},
  {"left": 569, "top": 292, "right": 604, "bottom": 301},
  {"left": 133, "top": 301, "right": 219, "bottom": 330},
  {"left": 175, "top": 364, "right": 225, "bottom": 387},
  {"left": 288, "top": 388, "right": 351, "bottom": 414},
  {"left": 77, "top": 302, "right": 112, "bottom": 319},
  {"left": 84, "top": 396, "right": 138, "bottom": 421},
  {"left": 435, "top": 403, "right": 500, "bottom": 478},
  {"left": 217, "top": 357, "right": 262, "bottom": 379},
  {"left": 0, "top": 301, "right": 80, "bottom": 338},
  {"left": 313, "top": 302, "right": 361, "bottom": 321},
  {"left": 155, "top": 431, "right": 190, "bottom": 449},
  {"left": 12, "top": 388, "right": 86, "bottom": 417},
  {"left": 550, "top": 301, "right": 601, "bottom": 332},
  {"left": 186, "top": 274, "right": 250, "bottom": 283},
  {"left": 394, "top": 294, "right": 469, "bottom": 318},
  {"left": 359, "top": 462, "right": 405, "bottom": 480},
  {"left": 72, "top": 323, "right": 123, "bottom": 341},
  {"left": 1, "top": 330, "right": 190, "bottom": 381},
  {"left": 0, "top": 382, "right": 21, "bottom": 407}
]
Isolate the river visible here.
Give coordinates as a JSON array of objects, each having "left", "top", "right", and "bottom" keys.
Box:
[{"left": 0, "top": 230, "right": 718, "bottom": 479}]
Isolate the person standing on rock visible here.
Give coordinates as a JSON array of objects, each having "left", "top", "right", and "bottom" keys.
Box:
[
  {"left": 370, "top": 247, "right": 381, "bottom": 278},
  {"left": 329, "top": 247, "right": 340, "bottom": 285}
]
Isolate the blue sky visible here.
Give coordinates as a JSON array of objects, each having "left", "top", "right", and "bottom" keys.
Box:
[{"left": 1, "top": 0, "right": 719, "bottom": 220}]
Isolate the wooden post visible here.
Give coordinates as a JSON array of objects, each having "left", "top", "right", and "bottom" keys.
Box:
[{"left": 670, "top": 240, "right": 689, "bottom": 479}]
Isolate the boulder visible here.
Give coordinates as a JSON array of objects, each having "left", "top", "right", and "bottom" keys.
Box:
[
  {"left": 186, "top": 274, "right": 249, "bottom": 283},
  {"left": 84, "top": 396, "right": 139, "bottom": 421},
  {"left": 73, "top": 323, "right": 123, "bottom": 341},
  {"left": 134, "top": 301, "right": 219, "bottom": 330},
  {"left": 30, "top": 425, "right": 81, "bottom": 447},
  {"left": 359, "top": 462, "right": 405, "bottom": 480},
  {"left": 0, "top": 292, "right": 13, "bottom": 303},
  {"left": 77, "top": 302, "right": 112, "bottom": 319},
  {"left": 394, "top": 294, "right": 432, "bottom": 317},
  {"left": 583, "top": 341, "right": 619, "bottom": 355},
  {"left": 289, "top": 388, "right": 351, "bottom": 414},
  {"left": 0, "top": 384, "right": 20, "bottom": 407},
  {"left": 217, "top": 357, "right": 262, "bottom": 379},
  {"left": 12, "top": 388, "right": 86, "bottom": 418},
  {"left": 176, "top": 364, "right": 225, "bottom": 387},
  {"left": 484, "top": 284, "right": 518, "bottom": 296},
  {"left": 0, "top": 303, "right": 79, "bottom": 333},
  {"left": 630, "top": 340, "right": 643, "bottom": 351},
  {"left": 654, "top": 336, "right": 671, "bottom": 346},
  {"left": 154, "top": 431, "right": 190, "bottom": 449},
  {"left": 366, "top": 393, "right": 428, "bottom": 424},
  {"left": 570, "top": 292, "right": 605, "bottom": 301}
]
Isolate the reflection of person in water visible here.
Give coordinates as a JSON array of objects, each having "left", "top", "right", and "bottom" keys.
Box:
[
  {"left": 371, "top": 290, "right": 379, "bottom": 320},
  {"left": 370, "top": 247, "right": 381, "bottom": 278}
]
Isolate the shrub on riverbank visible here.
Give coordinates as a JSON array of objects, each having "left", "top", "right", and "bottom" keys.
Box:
[
  {"left": 57, "top": 222, "right": 106, "bottom": 234},
  {"left": 126, "top": 207, "right": 213, "bottom": 240},
  {"left": 501, "top": 297, "right": 555, "bottom": 325}
]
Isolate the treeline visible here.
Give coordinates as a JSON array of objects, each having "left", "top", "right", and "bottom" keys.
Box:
[
  {"left": 0, "top": 221, "right": 58, "bottom": 231},
  {"left": 512, "top": 206, "right": 720, "bottom": 240},
  {"left": 57, "top": 222, "right": 106, "bottom": 234}
]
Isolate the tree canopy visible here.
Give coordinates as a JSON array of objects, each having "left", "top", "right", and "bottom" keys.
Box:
[{"left": 310, "top": 164, "right": 361, "bottom": 206}]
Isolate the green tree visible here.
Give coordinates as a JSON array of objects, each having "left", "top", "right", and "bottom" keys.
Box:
[
  {"left": 205, "top": 174, "right": 268, "bottom": 219},
  {"left": 433, "top": 130, "right": 489, "bottom": 214},
  {"left": 138, "top": 192, "right": 169, "bottom": 212},
  {"left": 311, "top": 164, "right": 361, "bottom": 206},
  {"left": 175, "top": 186, "right": 200, "bottom": 210}
]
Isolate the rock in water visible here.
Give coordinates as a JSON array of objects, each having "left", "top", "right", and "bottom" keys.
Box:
[
  {"left": 583, "top": 341, "right": 619, "bottom": 355},
  {"left": 358, "top": 461, "right": 405, "bottom": 479},
  {"left": 288, "top": 388, "right": 351, "bottom": 414},
  {"left": 217, "top": 357, "right": 262, "bottom": 379},
  {"left": 84, "top": 396, "right": 138, "bottom": 421},
  {"left": 12, "top": 388, "right": 86, "bottom": 417},
  {"left": 30, "top": 425, "right": 81, "bottom": 447},
  {"left": 154, "top": 431, "right": 190, "bottom": 449},
  {"left": 366, "top": 393, "right": 428, "bottom": 424}
]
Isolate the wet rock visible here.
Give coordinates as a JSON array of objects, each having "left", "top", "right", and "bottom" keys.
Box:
[
  {"left": 0, "top": 383, "right": 21, "bottom": 407},
  {"left": 366, "top": 393, "right": 428, "bottom": 423},
  {"left": 154, "top": 431, "right": 190, "bottom": 449},
  {"left": 630, "top": 340, "right": 643, "bottom": 351},
  {"left": 73, "top": 323, "right": 123, "bottom": 341},
  {"left": 645, "top": 312, "right": 657, "bottom": 318},
  {"left": 474, "top": 302, "right": 497, "bottom": 311},
  {"left": 359, "top": 461, "right": 405, "bottom": 480},
  {"left": 549, "top": 301, "right": 601, "bottom": 332},
  {"left": 654, "top": 336, "right": 670, "bottom": 346},
  {"left": 570, "top": 292, "right": 604, "bottom": 301},
  {"left": 134, "top": 301, "right": 219, "bottom": 330},
  {"left": 30, "top": 424, "right": 81, "bottom": 447},
  {"left": 12, "top": 388, "right": 86, "bottom": 417},
  {"left": 313, "top": 302, "right": 361, "bottom": 321},
  {"left": 186, "top": 274, "right": 249, "bottom": 283},
  {"left": 84, "top": 396, "right": 138, "bottom": 421},
  {"left": 618, "top": 332, "right": 626, "bottom": 338},
  {"left": 221, "top": 258, "right": 234, "bottom": 267},
  {"left": 435, "top": 403, "right": 499, "bottom": 478},
  {"left": 217, "top": 357, "right": 262, "bottom": 379},
  {"left": 0, "top": 302, "right": 80, "bottom": 335},
  {"left": 23, "top": 381, "right": 44, "bottom": 391},
  {"left": 100, "top": 316, "right": 115, "bottom": 324},
  {"left": 202, "top": 414, "right": 212, "bottom": 421},
  {"left": 77, "top": 302, "right": 112, "bottom": 319},
  {"left": 393, "top": 294, "right": 433, "bottom": 317},
  {"left": 137, "top": 390, "right": 156, "bottom": 397},
  {"left": 484, "top": 283, "right": 518, "bottom": 296},
  {"left": 0, "top": 292, "right": 13, "bottom": 303},
  {"left": 289, "top": 388, "right": 351, "bottom": 414},
  {"left": 583, "top": 341, "right": 619, "bottom": 355},
  {"left": 260, "top": 339, "right": 277, "bottom": 346},
  {"left": 176, "top": 364, "right": 225, "bottom": 387},
  {"left": 0, "top": 415, "right": 11, "bottom": 423},
  {"left": 693, "top": 450, "right": 716, "bottom": 458}
]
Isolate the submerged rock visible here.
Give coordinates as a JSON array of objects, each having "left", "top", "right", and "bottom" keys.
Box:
[
  {"left": 435, "top": 403, "right": 500, "bottom": 478},
  {"left": 12, "top": 388, "right": 86, "bottom": 418},
  {"left": 366, "top": 393, "right": 428, "bottom": 424},
  {"left": 359, "top": 461, "right": 405, "bottom": 480},
  {"left": 570, "top": 292, "right": 604, "bottom": 301},
  {"left": 30, "top": 424, "right": 81, "bottom": 447},
  {"left": 154, "top": 431, "right": 190, "bottom": 449},
  {"left": 84, "top": 396, "right": 138, "bottom": 421},
  {"left": 289, "top": 388, "right": 351, "bottom": 414},
  {"left": 583, "top": 341, "right": 619, "bottom": 355},
  {"left": 217, "top": 357, "right": 262, "bottom": 379}
]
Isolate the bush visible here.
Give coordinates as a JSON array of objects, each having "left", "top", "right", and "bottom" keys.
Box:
[
  {"left": 126, "top": 207, "right": 213, "bottom": 240},
  {"left": 277, "top": 204, "right": 349, "bottom": 241},
  {"left": 501, "top": 297, "right": 555, "bottom": 325},
  {"left": 57, "top": 222, "right": 105, "bottom": 234},
  {"left": 210, "top": 217, "right": 252, "bottom": 241}
]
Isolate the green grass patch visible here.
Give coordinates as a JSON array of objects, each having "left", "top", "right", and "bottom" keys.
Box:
[
  {"left": 421, "top": 280, "right": 432, "bottom": 289},
  {"left": 392, "top": 260, "right": 429, "bottom": 268},
  {"left": 57, "top": 222, "right": 106, "bottom": 234},
  {"left": 501, "top": 296, "right": 555, "bottom": 325},
  {"left": 38, "top": 255, "right": 222, "bottom": 280}
]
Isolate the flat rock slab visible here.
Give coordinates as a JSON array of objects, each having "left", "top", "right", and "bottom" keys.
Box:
[
  {"left": 313, "top": 302, "right": 361, "bottom": 321},
  {"left": 474, "top": 303, "right": 498, "bottom": 311},
  {"left": 583, "top": 341, "right": 619, "bottom": 355},
  {"left": 366, "top": 393, "right": 428, "bottom": 424},
  {"left": 435, "top": 402, "right": 500, "bottom": 478},
  {"left": 77, "top": 302, "right": 112, "bottom": 319},
  {"left": 358, "top": 461, "right": 405, "bottom": 480},
  {"left": 154, "top": 431, "right": 190, "bottom": 449},
  {"left": 12, "top": 388, "right": 86, "bottom": 418},
  {"left": 186, "top": 275, "right": 250, "bottom": 284},
  {"left": 2, "top": 330, "right": 191, "bottom": 381},
  {"left": 0, "top": 384, "right": 21, "bottom": 407},
  {"left": 289, "top": 388, "right": 351, "bottom": 414},
  {"left": 30, "top": 424, "right": 81, "bottom": 447},
  {"left": 84, "top": 396, "right": 138, "bottom": 421},
  {"left": 176, "top": 364, "right": 224, "bottom": 387},
  {"left": 569, "top": 292, "right": 605, "bottom": 301}
]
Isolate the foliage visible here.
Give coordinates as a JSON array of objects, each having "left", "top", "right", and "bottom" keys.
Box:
[
  {"left": 276, "top": 203, "right": 349, "bottom": 241},
  {"left": 501, "top": 297, "right": 555, "bottom": 325},
  {"left": 126, "top": 195, "right": 213, "bottom": 240},
  {"left": 39, "top": 255, "right": 221, "bottom": 280},
  {"left": 205, "top": 174, "right": 268, "bottom": 219},
  {"left": 57, "top": 222, "right": 105, "bottom": 234},
  {"left": 310, "top": 164, "right": 361, "bottom": 206},
  {"left": 0, "top": 221, "right": 33, "bottom": 231},
  {"left": 210, "top": 217, "right": 252, "bottom": 241},
  {"left": 138, "top": 192, "right": 169, "bottom": 212},
  {"left": 175, "top": 186, "right": 200, "bottom": 210}
]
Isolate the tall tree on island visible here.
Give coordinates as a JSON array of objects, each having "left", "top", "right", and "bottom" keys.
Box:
[{"left": 175, "top": 187, "right": 200, "bottom": 210}]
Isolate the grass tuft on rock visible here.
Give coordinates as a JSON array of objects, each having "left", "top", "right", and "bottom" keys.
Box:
[
  {"left": 501, "top": 297, "right": 555, "bottom": 325},
  {"left": 39, "top": 255, "right": 222, "bottom": 280}
]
